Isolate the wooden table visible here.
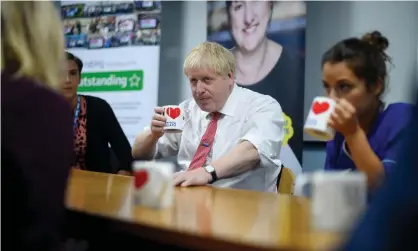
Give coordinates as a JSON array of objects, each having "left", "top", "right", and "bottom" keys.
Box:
[{"left": 65, "top": 169, "right": 343, "bottom": 251}]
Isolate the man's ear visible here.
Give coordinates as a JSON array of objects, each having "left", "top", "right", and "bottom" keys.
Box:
[
  {"left": 227, "top": 72, "right": 235, "bottom": 86},
  {"left": 227, "top": 71, "right": 234, "bottom": 80}
]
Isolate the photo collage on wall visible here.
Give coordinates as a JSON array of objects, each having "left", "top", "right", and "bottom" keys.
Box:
[{"left": 62, "top": 1, "right": 161, "bottom": 50}]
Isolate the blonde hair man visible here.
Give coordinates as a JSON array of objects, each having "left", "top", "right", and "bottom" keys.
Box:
[{"left": 133, "top": 42, "right": 285, "bottom": 192}]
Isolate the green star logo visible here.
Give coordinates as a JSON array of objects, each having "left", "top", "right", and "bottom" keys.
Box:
[
  {"left": 129, "top": 73, "right": 141, "bottom": 88},
  {"left": 78, "top": 70, "right": 144, "bottom": 92}
]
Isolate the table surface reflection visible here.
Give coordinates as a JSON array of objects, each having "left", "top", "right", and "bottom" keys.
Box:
[{"left": 66, "top": 169, "right": 343, "bottom": 251}]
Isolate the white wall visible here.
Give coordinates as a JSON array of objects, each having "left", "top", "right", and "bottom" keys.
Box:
[
  {"left": 158, "top": 1, "right": 207, "bottom": 106},
  {"left": 349, "top": 1, "right": 418, "bottom": 104},
  {"left": 159, "top": 1, "right": 418, "bottom": 172}
]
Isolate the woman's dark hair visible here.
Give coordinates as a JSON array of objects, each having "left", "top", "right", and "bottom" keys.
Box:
[
  {"left": 322, "top": 31, "right": 392, "bottom": 97},
  {"left": 65, "top": 51, "right": 83, "bottom": 73}
]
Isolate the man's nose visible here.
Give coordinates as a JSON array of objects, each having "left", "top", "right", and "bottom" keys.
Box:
[{"left": 196, "top": 81, "right": 205, "bottom": 94}]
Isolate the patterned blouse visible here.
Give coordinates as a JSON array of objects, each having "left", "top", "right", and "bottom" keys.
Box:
[{"left": 73, "top": 96, "right": 88, "bottom": 170}]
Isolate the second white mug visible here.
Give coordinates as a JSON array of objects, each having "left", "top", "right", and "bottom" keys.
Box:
[{"left": 132, "top": 160, "right": 175, "bottom": 209}]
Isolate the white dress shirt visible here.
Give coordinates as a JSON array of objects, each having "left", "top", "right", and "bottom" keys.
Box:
[{"left": 153, "top": 85, "right": 285, "bottom": 192}]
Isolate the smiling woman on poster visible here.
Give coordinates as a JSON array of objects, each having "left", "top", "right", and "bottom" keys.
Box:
[
  {"left": 228, "top": 1, "right": 281, "bottom": 85},
  {"left": 219, "top": 1, "right": 305, "bottom": 175}
]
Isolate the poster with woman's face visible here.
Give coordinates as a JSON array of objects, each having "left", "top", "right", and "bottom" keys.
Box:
[{"left": 208, "top": 1, "right": 306, "bottom": 176}]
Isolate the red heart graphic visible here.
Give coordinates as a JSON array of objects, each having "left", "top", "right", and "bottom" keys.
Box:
[
  {"left": 166, "top": 107, "right": 181, "bottom": 119},
  {"left": 312, "top": 101, "right": 330, "bottom": 115},
  {"left": 134, "top": 170, "right": 149, "bottom": 189}
]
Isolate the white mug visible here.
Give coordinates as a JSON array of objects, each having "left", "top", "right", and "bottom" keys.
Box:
[
  {"left": 304, "top": 97, "right": 337, "bottom": 141},
  {"left": 294, "top": 171, "right": 367, "bottom": 232},
  {"left": 132, "top": 161, "right": 175, "bottom": 209},
  {"left": 162, "top": 105, "right": 185, "bottom": 133}
]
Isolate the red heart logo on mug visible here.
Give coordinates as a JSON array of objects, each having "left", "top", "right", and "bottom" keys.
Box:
[
  {"left": 166, "top": 107, "right": 181, "bottom": 119},
  {"left": 312, "top": 101, "right": 330, "bottom": 115},
  {"left": 134, "top": 170, "right": 149, "bottom": 189}
]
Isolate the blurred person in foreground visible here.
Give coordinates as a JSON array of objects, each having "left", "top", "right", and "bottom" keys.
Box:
[
  {"left": 62, "top": 52, "right": 133, "bottom": 175},
  {"left": 1, "top": 1, "right": 74, "bottom": 251},
  {"left": 340, "top": 90, "right": 418, "bottom": 251},
  {"left": 322, "top": 31, "right": 413, "bottom": 190},
  {"left": 132, "top": 41, "right": 284, "bottom": 192}
]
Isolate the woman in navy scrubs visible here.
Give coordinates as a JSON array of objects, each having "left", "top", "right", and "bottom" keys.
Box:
[{"left": 322, "top": 31, "right": 413, "bottom": 188}]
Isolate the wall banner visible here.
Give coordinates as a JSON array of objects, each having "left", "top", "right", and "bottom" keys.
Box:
[{"left": 60, "top": 0, "right": 162, "bottom": 144}]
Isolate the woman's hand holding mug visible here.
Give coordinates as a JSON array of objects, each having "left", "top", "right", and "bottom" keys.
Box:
[{"left": 328, "top": 99, "right": 360, "bottom": 137}]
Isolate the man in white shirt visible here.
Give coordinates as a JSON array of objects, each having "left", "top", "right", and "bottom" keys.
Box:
[{"left": 132, "top": 41, "right": 285, "bottom": 192}]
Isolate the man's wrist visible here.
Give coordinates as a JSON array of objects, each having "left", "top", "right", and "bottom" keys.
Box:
[
  {"left": 205, "top": 170, "right": 213, "bottom": 183},
  {"left": 148, "top": 128, "right": 162, "bottom": 141},
  {"left": 145, "top": 128, "right": 161, "bottom": 159},
  {"left": 204, "top": 165, "right": 218, "bottom": 184}
]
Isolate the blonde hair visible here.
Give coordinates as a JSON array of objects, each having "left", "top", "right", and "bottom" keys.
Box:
[
  {"left": 1, "top": 1, "right": 65, "bottom": 90},
  {"left": 184, "top": 41, "right": 236, "bottom": 76}
]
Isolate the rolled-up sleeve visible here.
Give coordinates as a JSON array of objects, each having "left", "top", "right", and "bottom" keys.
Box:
[
  {"left": 140, "top": 126, "right": 181, "bottom": 159},
  {"left": 238, "top": 97, "right": 285, "bottom": 169},
  {"left": 155, "top": 132, "right": 181, "bottom": 158}
]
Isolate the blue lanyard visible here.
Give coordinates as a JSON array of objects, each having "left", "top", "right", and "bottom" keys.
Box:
[{"left": 73, "top": 96, "right": 81, "bottom": 131}]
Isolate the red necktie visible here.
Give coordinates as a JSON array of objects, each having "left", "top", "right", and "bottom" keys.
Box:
[{"left": 188, "top": 112, "right": 221, "bottom": 171}]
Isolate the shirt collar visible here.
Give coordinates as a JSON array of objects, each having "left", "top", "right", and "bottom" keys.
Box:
[{"left": 218, "top": 84, "right": 240, "bottom": 117}]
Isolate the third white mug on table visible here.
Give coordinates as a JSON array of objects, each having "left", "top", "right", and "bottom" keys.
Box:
[{"left": 294, "top": 171, "right": 367, "bottom": 232}]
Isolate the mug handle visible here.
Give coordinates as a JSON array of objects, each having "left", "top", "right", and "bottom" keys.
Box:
[{"left": 294, "top": 174, "right": 313, "bottom": 198}]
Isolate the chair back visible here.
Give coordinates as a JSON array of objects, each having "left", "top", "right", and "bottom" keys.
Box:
[{"left": 277, "top": 167, "right": 296, "bottom": 194}]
